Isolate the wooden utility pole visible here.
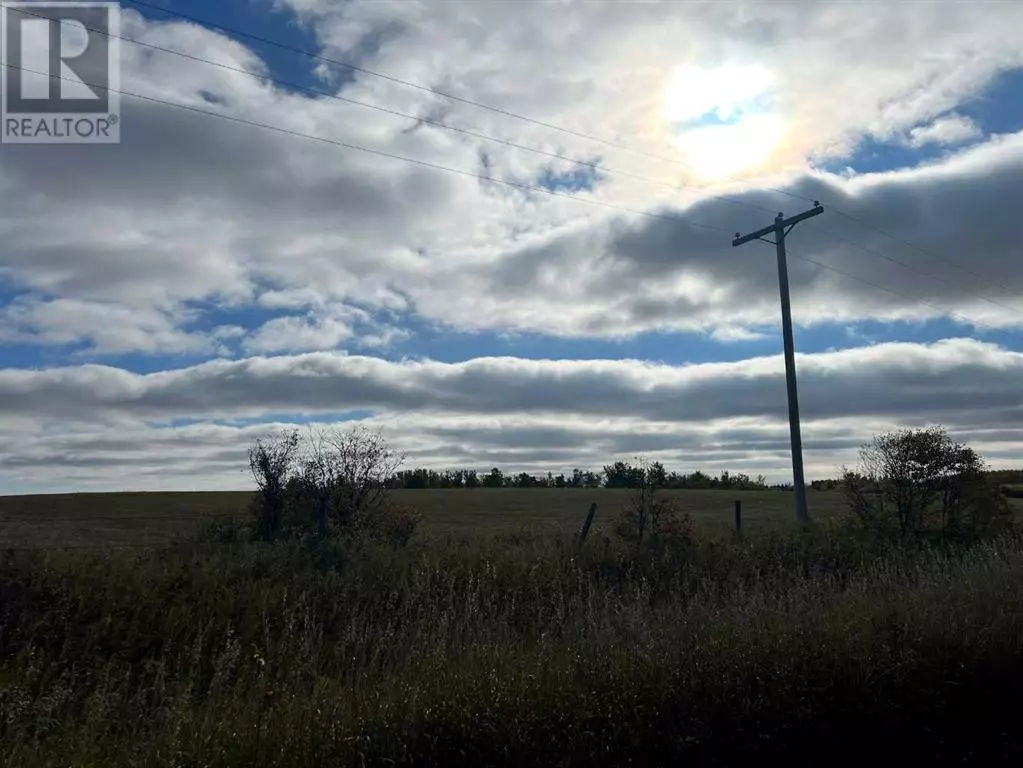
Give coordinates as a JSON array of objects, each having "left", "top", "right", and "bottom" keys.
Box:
[{"left": 732, "top": 202, "right": 824, "bottom": 525}]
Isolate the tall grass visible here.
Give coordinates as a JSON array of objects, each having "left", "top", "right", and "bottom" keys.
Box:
[{"left": 2, "top": 525, "right": 1023, "bottom": 766}]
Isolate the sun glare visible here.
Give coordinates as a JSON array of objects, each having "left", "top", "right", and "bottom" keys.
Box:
[{"left": 664, "top": 63, "right": 785, "bottom": 181}]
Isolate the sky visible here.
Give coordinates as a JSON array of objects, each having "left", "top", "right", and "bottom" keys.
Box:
[{"left": 1, "top": 0, "right": 1022, "bottom": 493}]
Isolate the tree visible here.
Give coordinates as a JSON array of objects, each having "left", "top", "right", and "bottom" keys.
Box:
[
  {"left": 842, "top": 426, "right": 1010, "bottom": 541},
  {"left": 515, "top": 472, "right": 537, "bottom": 488},
  {"left": 248, "top": 430, "right": 300, "bottom": 540},
  {"left": 297, "top": 427, "right": 338, "bottom": 537},
  {"left": 483, "top": 467, "right": 505, "bottom": 488},
  {"left": 603, "top": 461, "right": 646, "bottom": 488}
]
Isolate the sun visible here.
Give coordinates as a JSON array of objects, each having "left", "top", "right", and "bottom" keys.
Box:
[{"left": 664, "top": 63, "right": 785, "bottom": 181}]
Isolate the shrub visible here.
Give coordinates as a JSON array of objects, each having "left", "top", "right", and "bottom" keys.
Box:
[
  {"left": 248, "top": 429, "right": 300, "bottom": 540},
  {"left": 614, "top": 461, "right": 693, "bottom": 547},
  {"left": 841, "top": 425, "right": 1010, "bottom": 543},
  {"left": 245, "top": 426, "right": 411, "bottom": 544},
  {"left": 367, "top": 504, "right": 423, "bottom": 547}
]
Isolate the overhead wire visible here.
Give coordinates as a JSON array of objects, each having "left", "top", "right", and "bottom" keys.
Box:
[
  {"left": 0, "top": 1, "right": 778, "bottom": 216},
  {"left": 0, "top": 60, "right": 733, "bottom": 236},
  {"left": 3, "top": 58, "right": 1008, "bottom": 333},
  {"left": 115, "top": 0, "right": 1023, "bottom": 310},
  {"left": 785, "top": 247, "right": 1004, "bottom": 333},
  {"left": 7, "top": 0, "right": 1015, "bottom": 324}
]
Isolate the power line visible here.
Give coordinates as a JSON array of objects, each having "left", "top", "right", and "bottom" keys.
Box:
[
  {"left": 14, "top": 0, "right": 1014, "bottom": 326},
  {"left": 0, "top": 62, "right": 1007, "bottom": 333},
  {"left": 28, "top": 7, "right": 776, "bottom": 213},
  {"left": 804, "top": 223, "right": 1022, "bottom": 318},
  {"left": 0, "top": 60, "right": 732, "bottom": 236},
  {"left": 827, "top": 207, "right": 1023, "bottom": 303},
  {"left": 0, "top": 1, "right": 779, "bottom": 221},
  {"left": 733, "top": 205, "right": 825, "bottom": 525},
  {"left": 116, "top": 0, "right": 1023, "bottom": 316},
  {"left": 785, "top": 247, "right": 1004, "bottom": 333},
  {"left": 3, "top": 2, "right": 989, "bottom": 328},
  {"left": 122, "top": 0, "right": 705, "bottom": 168}
]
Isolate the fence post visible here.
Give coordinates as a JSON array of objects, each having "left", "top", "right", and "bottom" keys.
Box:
[
  {"left": 734, "top": 500, "right": 742, "bottom": 537},
  {"left": 577, "top": 502, "right": 598, "bottom": 548}
]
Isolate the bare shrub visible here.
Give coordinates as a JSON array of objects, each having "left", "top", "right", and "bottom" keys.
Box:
[
  {"left": 615, "top": 459, "right": 693, "bottom": 546},
  {"left": 248, "top": 429, "right": 300, "bottom": 540},
  {"left": 322, "top": 426, "right": 406, "bottom": 529},
  {"left": 247, "top": 426, "right": 413, "bottom": 543}
]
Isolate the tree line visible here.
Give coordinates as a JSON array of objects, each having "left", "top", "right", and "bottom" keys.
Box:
[{"left": 388, "top": 462, "right": 773, "bottom": 490}]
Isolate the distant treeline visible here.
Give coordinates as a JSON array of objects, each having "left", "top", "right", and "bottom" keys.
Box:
[
  {"left": 388, "top": 461, "right": 775, "bottom": 491},
  {"left": 388, "top": 464, "right": 1023, "bottom": 493},
  {"left": 988, "top": 469, "right": 1023, "bottom": 485}
]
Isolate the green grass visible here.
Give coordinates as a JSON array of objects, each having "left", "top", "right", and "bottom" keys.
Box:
[
  {"left": 0, "top": 488, "right": 848, "bottom": 548},
  {"left": 2, "top": 526, "right": 1023, "bottom": 766}
]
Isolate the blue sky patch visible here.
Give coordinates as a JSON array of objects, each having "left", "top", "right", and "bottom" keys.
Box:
[
  {"left": 959, "top": 67, "right": 1023, "bottom": 136},
  {"left": 126, "top": 0, "right": 326, "bottom": 94},
  {"left": 537, "top": 162, "right": 601, "bottom": 193},
  {"left": 821, "top": 66, "right": 1023, "bottom": 175}
]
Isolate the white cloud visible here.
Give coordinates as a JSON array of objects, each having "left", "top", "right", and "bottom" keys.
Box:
[
  {"left": 0, "top": 297, "right": 218, "bottom": 356},
  {"left": 0, "top": 4, "right": 1020, "bottom": 354},
  {"left": 710, "top": 327, "right": 770, "bottom": 343},
  {"left": 0, "top": 336, "right": 1019, "bottom": 425},
  {"left": 1, "top": 338, "right": 1021, "bottom": 492},
  {"left": 906, "top": 114, "right": 983, "bottom": 148}
]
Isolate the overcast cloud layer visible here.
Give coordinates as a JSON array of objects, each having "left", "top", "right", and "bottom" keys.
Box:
[{"left": 1, "top": 0, "right": 1021, "bottom": 491}]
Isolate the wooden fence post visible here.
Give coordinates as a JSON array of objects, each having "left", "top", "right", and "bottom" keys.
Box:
[
  {"left": 734, "top": 499, "right": 742, "bottom": 537},
  {"left": 577, "top": 502, "right": 598, "bottom": 548}
]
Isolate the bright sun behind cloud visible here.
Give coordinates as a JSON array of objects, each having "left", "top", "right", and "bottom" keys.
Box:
[{"left": 664, "top": 63, "right": 786, "bottom": 181}]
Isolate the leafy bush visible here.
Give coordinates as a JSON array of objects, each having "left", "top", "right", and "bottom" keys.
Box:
[
  {"left": 248, "top": 429, "right": 301, "bottom": 540},
  {"left": 841, "top": 426, "right": 1012, "bottom": 543}
]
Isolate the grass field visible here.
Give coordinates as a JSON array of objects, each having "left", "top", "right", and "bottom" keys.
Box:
[
  {"left": 4, "top": 486, "right": 1023, "bottom": 764},
  {"left": 4, "top": 522, "right": 1023, "bottom": 766},
  {"left": 0, "top": 488, "right": 852, "bottom": 549}
]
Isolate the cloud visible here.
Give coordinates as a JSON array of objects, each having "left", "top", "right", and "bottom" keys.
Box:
[
  {"left": 2, "top": 338, "right": 1022, "bottom": 492},
  {"left": 1, "top": 3, "right": 1021, "bottom": 357},
  {"left": 0, "top": 296, "right": 221, "bottom": 356},
  {"left": 906, "top": 114, "right": 983, "bottom": 148},
  {"left": 1, "top": 337, "right": 1020, "bottom": 427},
  {"left": 710, "top": 327, "right": 770, "bottom": 343}
]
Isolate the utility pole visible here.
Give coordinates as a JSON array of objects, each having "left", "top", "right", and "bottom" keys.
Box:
[{"left": 732, "top": 202, "right": 823, "bottom": 525}]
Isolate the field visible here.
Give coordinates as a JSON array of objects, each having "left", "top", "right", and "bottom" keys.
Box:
[
  {"left": 0, "top": 488, "right": 849, "bottom": 549},
  {"left": 3, "top": 488, "right": 1023, "bottom": 766}
]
